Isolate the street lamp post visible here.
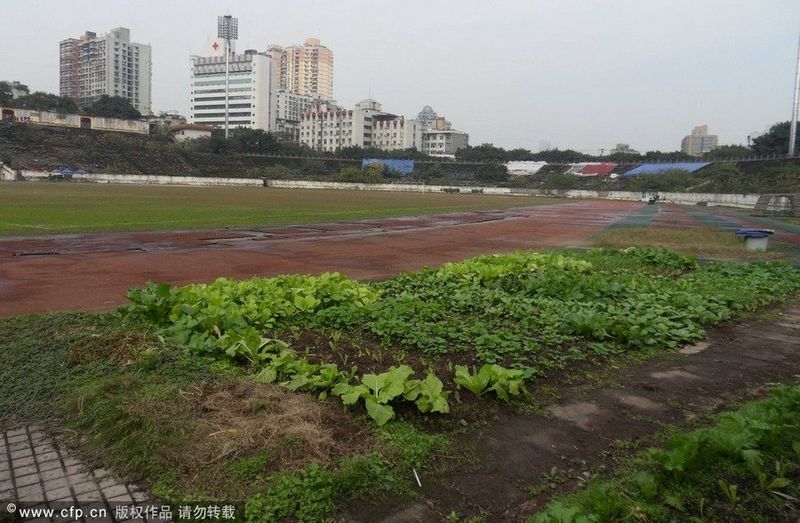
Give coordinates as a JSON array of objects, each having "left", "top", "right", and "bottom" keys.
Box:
[
  {"left": 217, "top": 15, "right": 238, "bottom": 139},
  {"left": 790, "top": 31, "right": 800, "bottom": 156}
]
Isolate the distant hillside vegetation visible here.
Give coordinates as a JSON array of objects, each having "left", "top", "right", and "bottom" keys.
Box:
[{"left": 1, "top": 122, "right": 799, "bottom": 193}]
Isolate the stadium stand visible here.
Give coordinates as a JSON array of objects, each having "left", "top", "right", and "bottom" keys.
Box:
[
  {"left": 577, "top": 163, "right": 617, "bottom": 176},
  {"left": 622, "top": 162, "right": 711, "bottom": 176}
]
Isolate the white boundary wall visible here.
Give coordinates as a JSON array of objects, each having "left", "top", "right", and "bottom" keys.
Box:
[{"left": 2, "top": 172, "right": 761, "bottom": 209}]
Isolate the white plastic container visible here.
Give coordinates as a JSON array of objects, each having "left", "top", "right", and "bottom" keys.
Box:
[{"left": 744, "top": 236, "right": 769, "bottom": 251}]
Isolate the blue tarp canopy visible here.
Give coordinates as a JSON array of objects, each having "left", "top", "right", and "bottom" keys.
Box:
[
  {"left": 623, "top": 162, "right": 710, "bottom": 176},
  {"left": 362, "top": 158, "right": 415, "bottom": 175},
  {"left": 736, "top": 229, "right": 774, "bottom": 239}
]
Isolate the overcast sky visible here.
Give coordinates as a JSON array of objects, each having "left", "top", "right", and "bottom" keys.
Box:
[{"left": 3, "top": 0, "right": 799, "bottom": 152}]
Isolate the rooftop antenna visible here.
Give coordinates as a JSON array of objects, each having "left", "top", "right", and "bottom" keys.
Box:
[
  {"left": 790, "top": 30, "right": 800, "bottom": 156},
  {"left": 217, "top": 14, "right": 238, "bottom": 139}
]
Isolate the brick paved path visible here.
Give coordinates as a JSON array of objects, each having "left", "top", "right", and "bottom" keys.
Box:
[{"left": 0, "top": 425, "right": 151, "bottom": 521}]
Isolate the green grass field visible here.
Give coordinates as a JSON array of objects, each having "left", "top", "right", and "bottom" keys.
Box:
[{"left": 0, "top": 183, "right": 553, "bottom": 235}]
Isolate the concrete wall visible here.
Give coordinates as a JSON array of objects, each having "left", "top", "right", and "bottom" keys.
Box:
[
  {"left": 2, "top": 171, "right": 762, "bottom": 209},
  {"left": 263, "top": 180, "right": 761, "bottom": 208},
  {"left": 0, "top": 107, "right": 148, "bottom": 134},
  {"left": 71, "top": 173, "right": 262, "bottom": 186}
]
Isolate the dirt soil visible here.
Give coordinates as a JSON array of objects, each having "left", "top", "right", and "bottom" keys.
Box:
[
  {"left": 343, "top": 302, "right": 800, "bottom": 522},
  {"left": 0, "top": 199, "right": 641, "bottom": 317}
]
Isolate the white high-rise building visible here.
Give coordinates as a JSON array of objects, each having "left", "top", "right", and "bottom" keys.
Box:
[
  {"left": 59, "top": 28, "right": 152, "bottom": 115},
  {"left": 189, "top": 49, "right": 278, "bottom": 130},
  {"left": 275, "top": 90, "right": 315, "bottom": 141}
]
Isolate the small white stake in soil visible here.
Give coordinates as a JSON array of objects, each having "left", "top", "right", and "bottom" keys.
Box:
[{"left": 413, "top": 468, "right": 422, "bottom": 487}]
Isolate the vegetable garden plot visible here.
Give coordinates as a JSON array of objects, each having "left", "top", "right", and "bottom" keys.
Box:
[{"left": 124, "top": 248, "right": 800, "bottom": 425}]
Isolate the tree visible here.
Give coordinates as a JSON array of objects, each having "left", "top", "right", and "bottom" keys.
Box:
[
  {"left": 706, "top": 145, "right": 752, "bottom": 160},
  {"left": 227, "top": 128, "right": 281, "bottom": 155},
  {"left": 751, "top": 122, "right": 799, "bottom": 156},
  {"left": 532, "top": 148, "right": 593, "bottom": 162},
  {"left": 10, "top": 91, "right": 77, "bottom": 113},
  {"left": 474, "top": 163, "right": 509, "bottom": 184},
  {"left": 455, "top": 143, "right": 509, "bottom": 162},
  {"left": 82, "top": 95, "right": 141, "bottom": 119},
  {"left": 0, "top": 81, "right": 29, "bottom": 105},
  {"left": 507, "top": 148, "right": 537, "bottom": 161},
  {"left": 641, "top": 150, "right": 694, "bottom": 162},
  {"left": 182, "top": 130, "right": 231, "bottom": 154},
  {"left": 0, "top": 82, "right": 11, "bottom": 106}
]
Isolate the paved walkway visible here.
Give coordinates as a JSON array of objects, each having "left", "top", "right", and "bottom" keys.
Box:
[{"left": 1, "top": 425, "right": 150, "bottom": 521}]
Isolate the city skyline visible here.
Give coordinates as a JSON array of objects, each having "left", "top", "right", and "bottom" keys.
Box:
[{"left": 1, "top": 0, "right": 798, "bottom": 152}]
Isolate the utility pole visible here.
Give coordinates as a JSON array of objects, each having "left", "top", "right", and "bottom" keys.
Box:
[
  {"left": 218, "top": 15, "right": 238, "bottom": 139},
  {"left": 790, "top": 31, "right": 800, "bottom": 156}
]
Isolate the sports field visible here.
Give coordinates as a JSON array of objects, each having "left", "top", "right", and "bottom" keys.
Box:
[{"left": 0, "top": 183, "right": 551, "bottom": 235}]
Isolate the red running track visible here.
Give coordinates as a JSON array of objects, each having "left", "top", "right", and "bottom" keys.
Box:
[{"left": 0, "top": 199, "right": 642, "bottom": 317}]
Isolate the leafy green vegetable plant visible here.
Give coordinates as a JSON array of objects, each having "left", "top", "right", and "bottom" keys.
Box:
[{"left": 454, "top": 364, "right": 525, "bottom": 401}]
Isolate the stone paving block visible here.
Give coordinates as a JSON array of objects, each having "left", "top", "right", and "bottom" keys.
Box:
[
  {"left": 32, "top": 443, "right": 55, "bottom": 455},
  {"left": 15, "top": 472, "right": 40, "bottom": 488},
  {"left": 102, "top": 484, "right": 130, "bottom": 499},
  {"left": 43, "top": 478, "right": 68, "bottom": 491},
  {"left": 72, "top": 481, "right": 98, "bottom": 495},
  {"left": 12, "top": 455, "right": 36, "bottom": 468},
  {"left": 14, "top": 464, "right": 37, "bottom": 477},
  {"left": 0, "top": 489, "right": 13, "bottom": 500},
  {"left": 67, "top": 471, "right": 95, "bottom": 485},
  {"left": 0, "top": 479, "right": 11, "bottom": 491},
  {"left": 6, "top": 434, "right": 27, "bottom": 444},
  {"left": 78, "top": 489, "right": 104, "bottom": 502},
  {"left": 45, "top": 485, "right": 71, "bottom": 501},
  {"left": 65, "top": 463, "right": 86, "bottom": 475},
  {"left": 92, "top": 467, "right": 110, "bottom": 479},
  {"left": 35, "top": 451, "right": 58, "bottom": 464},
  {"left": 61, "top": 457, "right": 83, "bottom": 469},
  {"left": 6, "top": 428, "right": 26, "bottom": 438},
  {"left": 40, "top": 468, "right": 67, "bottom": 482},
  {"left": 9, "top": 439, "right": 31, "bottom": 450},
  {"left": 10, "top": 446, "right": 33, "bottom": 458},
  {"left": 98, "top": 476, "right": 119, "bottom": 489},
  {"left": 36, "top": 459, "right": 61, "bottom": 473},
  {"left": 29, "top": 433, "right": 46, "bottom": 444},
  {"left": 108, "top": 493, "right": 135, "bottom": 504},
  {"left": 16, "top": 483, "right": 44, "bottom": 500}
]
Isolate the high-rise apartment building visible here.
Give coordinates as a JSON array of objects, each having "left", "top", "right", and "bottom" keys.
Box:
[
  {"left": 681, "top": 125, "right": 719, "bottom": 157},
  {"left": 267, "top": 38, "right": 333, "bottom": 100},
  {"left": 59, "top": 28, "right": 152, "bottom": 115},
  {"left": 275, "top": 89, "right": 315, "bottom": 141},
  {"left": 189, "top": 49, "right": 278, "bottom": 130}
]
